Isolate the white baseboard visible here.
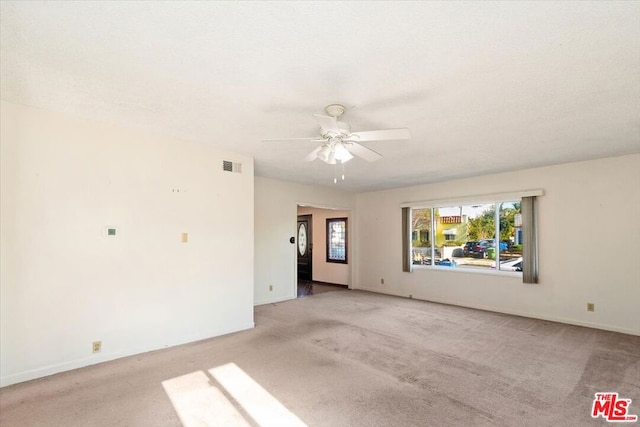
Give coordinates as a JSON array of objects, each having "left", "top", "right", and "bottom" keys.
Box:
[
  {"left": 354, "top": 286, "right": 639, "bottom": 336},
  {"left": 254, "top": 295, "right": 296, "bottom": 306},
  {"left": 0, "top": 322, "right": 255, "bottom": 388}
]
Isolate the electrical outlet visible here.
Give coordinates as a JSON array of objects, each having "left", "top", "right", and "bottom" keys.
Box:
[
  {"left": 587, "top": 303, "right": 595, "bottom": 312},
  {"left": 269, "top": 285, "right": 273, "bottom": 292},
  {"left": 92, "top": 341, "right": 102, "bottom": 353},
  {"left": 181, "top": 232, "right": 188, "bottom": 243},
  {"left": 380, "top": 278, "right": 384, "bottom": 285}
]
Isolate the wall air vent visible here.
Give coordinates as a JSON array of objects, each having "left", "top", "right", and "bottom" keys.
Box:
[{"left": 222, "top": 161, "right": 242, "bottom": 173}]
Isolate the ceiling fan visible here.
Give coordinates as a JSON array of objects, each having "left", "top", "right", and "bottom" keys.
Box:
[{"left": 262, "top": 104, "right": 411, "bottom": 165}]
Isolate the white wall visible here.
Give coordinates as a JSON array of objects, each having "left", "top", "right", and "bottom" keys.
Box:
[
  {"left": 355, "top": 154, "right": 640, "bottom": 335},
  {"left": 3, "top": 102, "right": 636, "bottom": 389},
  {"left": 0, "top": 101, "right": 255, "bottom": 386},
  {"left": 254, "top": 177, "right": 355, "bottom": 305},
  {"left": 297, "top": 206, "right": 350, "bottom": 285}
]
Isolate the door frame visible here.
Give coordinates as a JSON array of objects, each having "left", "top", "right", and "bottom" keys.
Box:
[
  {"left": 296, "top": 214, "right": 312, "bottom": 281},
  {"left": 296, "top": 204, "right": 353, "bottom": 295}
]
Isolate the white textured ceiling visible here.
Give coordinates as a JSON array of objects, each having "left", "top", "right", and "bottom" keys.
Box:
[{"left": 2, "top": 1, "right": 639, "bottom": 192}]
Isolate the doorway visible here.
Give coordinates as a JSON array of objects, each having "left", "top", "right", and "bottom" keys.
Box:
[
  {"left": 297, "top": 214, "right": 312, "bottom": 281},
  {"left": 296, "top": 206, "right": 351, "bottom": 297}
]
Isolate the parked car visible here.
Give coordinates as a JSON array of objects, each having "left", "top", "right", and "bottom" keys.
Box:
[
  {"left": 464, "top": 239, "right": 508, "bottom": 258},
  {"left": 477, "top": 239, "right": 494, "bottom": 256},
  {"left": 462, "top": 241, "right": 479, "bottom": 257},
  {"left": 491, "top": 257, "right": 523, "bottom": 271},
  {"left": 462, "top": 240, "right": 491, "bottom": 258}
]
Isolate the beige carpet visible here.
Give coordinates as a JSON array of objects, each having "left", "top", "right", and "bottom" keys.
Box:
[{"left": 1, "top": 290, "right": 638, "bottom": 427}]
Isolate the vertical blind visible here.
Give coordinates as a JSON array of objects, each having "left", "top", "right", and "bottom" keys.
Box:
[
  {"left": 402, "top": 207, "right": 411, "bottom": 272},
  {"left": 521, "top": 196, "right": 539, "bottom": 283}
]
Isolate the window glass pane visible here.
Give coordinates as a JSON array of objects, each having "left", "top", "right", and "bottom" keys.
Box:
[
  {"left": 497, "top": 201, "right": 522, "bottom": 271},
  {"left": 327, "top": 218, "right": 347, "bottom": 263},
  {"left": 411, "top": 202, "right": 524, "bottom": 273},
  {"left": 453, "top": 203, "right": 497, "bottom": 270},
  {"left": 411, "top": 208, "right": 434, "bottom": 265}
]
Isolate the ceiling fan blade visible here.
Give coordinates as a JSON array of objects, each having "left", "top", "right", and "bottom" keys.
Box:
[
  {"left": 303, "top": 146, "right": 323, "bottom": 162},
  {"left": 350, "top": 128, "right": 411, "bottom": 142},
  {"left": 346, "top": 142, "right": 383, "bottom": 162},
  {"left": 313, "top": 114, "right": 340, "bottom": 133}
]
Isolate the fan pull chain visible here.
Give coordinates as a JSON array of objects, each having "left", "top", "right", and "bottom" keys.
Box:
[{"left": 332, "top": 161, "right": 347, "bottom": 184}]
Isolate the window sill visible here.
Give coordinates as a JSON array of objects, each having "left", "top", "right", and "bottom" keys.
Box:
[{"left": 412, "top": 264, "right": 523, "bottom": 279}]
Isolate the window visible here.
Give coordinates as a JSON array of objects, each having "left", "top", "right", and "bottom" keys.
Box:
[
  {"left": 409, "top": 201, "right": 523, "bottom": 272},
  {"left": 326, "top": 218, "right": 348, "bottom": 263},
  {"left": 411, "top": 208, "right": 432, "bottom": 265},
  {"left": 444, "top": 230, "right": 456, "bottom": 241},
  {"left": 402, "top": 190, "right": 541, "bottom": 280}
]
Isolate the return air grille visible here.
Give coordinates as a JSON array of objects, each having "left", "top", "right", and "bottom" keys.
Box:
[{"left": 222, "top": 161, "right": 241, "bottom": 173}]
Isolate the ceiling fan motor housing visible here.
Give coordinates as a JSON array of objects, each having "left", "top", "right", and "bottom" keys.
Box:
[{"left": 325, "top": 104, "right": 345, "bottom": 118}]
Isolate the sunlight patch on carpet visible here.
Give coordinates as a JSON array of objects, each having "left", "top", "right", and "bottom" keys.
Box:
[{"left": 162, "top": 364, "right": 306, "bottom": 427}]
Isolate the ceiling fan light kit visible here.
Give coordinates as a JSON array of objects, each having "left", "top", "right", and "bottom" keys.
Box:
[
  {"left": 262, "top": 104, "right": 411, "bottom": 181},
  {"left": 317, "top": 144, "right": 336, "bottom": 164},
  {"left": 333, "top": 143, "right": 354, "bottom": 162},
  {"left": 317, "top": 140, "right": 354, "bottom": 165}
]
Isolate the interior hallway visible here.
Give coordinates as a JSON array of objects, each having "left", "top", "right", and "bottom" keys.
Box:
[{"left": 297, "top": 280, "right": 347, "bottom": 298}]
